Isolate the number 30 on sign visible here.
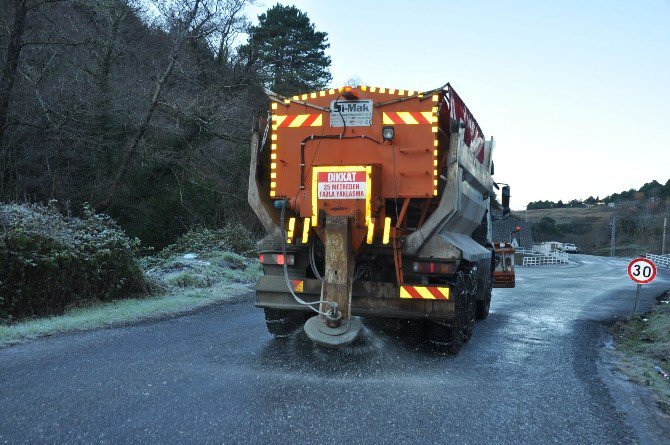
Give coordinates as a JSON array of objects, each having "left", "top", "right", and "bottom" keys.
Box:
[{"left": 627, "top": 258, "right": 657, "bottom": 284}]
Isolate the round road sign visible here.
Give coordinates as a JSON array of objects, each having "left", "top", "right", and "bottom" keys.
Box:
[{"left": 627, "top": 258, "right": 657, "bottom": 284}]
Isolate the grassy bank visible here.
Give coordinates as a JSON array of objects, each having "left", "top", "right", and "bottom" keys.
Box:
[
  {"left": 0, "top": 248, "right": 262, "bottom": 347},
  {"left": 0, "top": 210, "right": 263, "bottom": 347},
  {"left": 610, "top": 292, "right": 670, "bottom": 414},
  {"left": 0, "top": 283, "right": 252, "bottom": 347}
]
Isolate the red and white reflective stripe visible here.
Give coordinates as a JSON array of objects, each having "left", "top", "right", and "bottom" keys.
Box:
[
  {"left": 273, "top": 114, "right": 323, "bottom": 128},
  {"left": 399, "top": 285, "right": 450, "bottom": 300},
  {"left": 382, "top": 112, "right": 434, "bottom": 125}
]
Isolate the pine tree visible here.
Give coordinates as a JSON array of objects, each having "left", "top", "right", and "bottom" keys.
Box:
[{"left": 241, "top": 4, "right": 332, "bottom": 96}]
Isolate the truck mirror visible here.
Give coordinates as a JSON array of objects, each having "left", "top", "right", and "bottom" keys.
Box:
[
  {"left": 501, "top": 185, "right": 510, "bottom": 216},
  {"left": 501, "top": 185, "right": 510, "bottom": 210}
]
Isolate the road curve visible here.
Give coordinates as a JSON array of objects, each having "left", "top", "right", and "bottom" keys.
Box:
[{"left": 1, "top": 255, "right": 669, "bottom": 444}]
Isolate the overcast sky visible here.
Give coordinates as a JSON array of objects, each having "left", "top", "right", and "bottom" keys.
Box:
[{"left": 244, "top": 0, "right": 670, "bottom": 209}]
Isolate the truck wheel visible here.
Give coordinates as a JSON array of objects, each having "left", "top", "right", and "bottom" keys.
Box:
[
  {"left": 263, "top": 308, "right": 305, "bottom": 338},
  {"left": 462, "top": 273, "right": 478, "bottom": 342},
  {"left": 428, "top": 321, "right": 463, "bottom": 354},
  {"left": 475, "top": 285, "right": 492, "bottom": 320},
  {"left": 461, "top": 318, "right": 473, "bottom": 343},
  {"left": 428, "top": 282, "right": 466, "bottom": 354}
]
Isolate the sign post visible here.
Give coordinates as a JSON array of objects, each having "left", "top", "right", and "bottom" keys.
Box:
[
  {"left": 632, "top": 284, "right": 642, "bottom": 316},
  {"left": 627, "top": 258, "right": 657, "bottom": 317}
]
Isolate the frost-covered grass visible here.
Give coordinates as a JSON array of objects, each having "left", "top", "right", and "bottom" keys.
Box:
[
  {"left": 610, "top": 297, "right": 670, "bottom": 413},
  {"left": 144, "top": 250, "right": 262, "bottom": 287},
  {"left": 0, "top": 220, "right": 263, "bottom": 346},
  {"left": 0, "top": 282, "right": 253, "bottom": 347},
  {"left": 0, "top": 246, "right": 262, "bottom": 347}
]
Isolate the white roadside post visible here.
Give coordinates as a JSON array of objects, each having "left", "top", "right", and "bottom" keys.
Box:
[{"left": 627, "top": 257, "right": 657, "bottom": 318}]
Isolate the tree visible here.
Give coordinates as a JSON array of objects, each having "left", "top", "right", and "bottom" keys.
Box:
[
  {"left": 527, "top": 200, "right": 555, "bottom": 210},
  {"left": 662, "top": 179, "right": 670, "bottom": 198},
  {"left": 0, "top": 0, "right": 68, "bottom": 197},
  {"left": 0, "top": 0, "right": 264, "bottom": 246},
  {"left": 639, "top": 180, "right": 662, "bottom": 197},
  {"left": 95, "top": 0, "right": 249, "bottom": 212},
  {"left": 241, "top": 4, "right": 331, "bottom": 96}
]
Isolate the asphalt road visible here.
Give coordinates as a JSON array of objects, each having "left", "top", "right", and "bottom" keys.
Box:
[{"left": 1, "top": 255, "right": 669, "bottom": 444}]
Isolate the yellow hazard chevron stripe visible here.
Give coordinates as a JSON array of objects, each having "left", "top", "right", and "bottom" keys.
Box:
[
  {"left": 399, "top": 285, "right": 450, "bottom": 300},
  {"left": 272, "top": 114, "right": 323, "bottom": 128},
  {"left": 290, "top": 279, "right": 304, "bottom": 293},
  {"left": 382, "top": 111, "right": 435, "bottom": 125}
]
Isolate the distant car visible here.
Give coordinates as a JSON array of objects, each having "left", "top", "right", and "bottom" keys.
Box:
[
  {"left": 538, "top": 241, "right": 563, "bottom": 253},
  {"left": 563, "top": 243, "right": 579, "bottom": 253}
]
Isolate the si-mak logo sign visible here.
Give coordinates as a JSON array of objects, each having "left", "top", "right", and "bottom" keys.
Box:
[
  {"left": 329, "top": 100, "right": 373, "bottom": 127},
  {"left": 332, "top": 101, "right": 371, "bottom": 113}
]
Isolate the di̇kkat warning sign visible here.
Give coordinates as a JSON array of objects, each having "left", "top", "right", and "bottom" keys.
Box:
[{"left": 317, "top": 171, "right": 366, "bottom": 199}]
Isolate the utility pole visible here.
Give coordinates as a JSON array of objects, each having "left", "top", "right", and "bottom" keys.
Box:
[
  {"left": 662, "top": 216, "right": 667, "bottom": 255},
  {"left": 610, "top": 215, "right": 616, "bottom": 256}
]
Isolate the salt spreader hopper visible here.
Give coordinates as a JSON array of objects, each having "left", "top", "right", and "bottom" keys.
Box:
[{"left": 249, "top": 84, "right": 514, "bottom": 351}]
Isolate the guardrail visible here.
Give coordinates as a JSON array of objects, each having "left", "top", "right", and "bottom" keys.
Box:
[
  {"left": 522, "top": 255, "right": 568, "bottom": 266},
  {"left": 515, "top": 247, "right": 540, "bottom": 255},
  {"left": 518, "top": 247, "right": 570, "bottom": 267},
  {"left": 646, "top": 253, "right": 670, "bottom": 269}
]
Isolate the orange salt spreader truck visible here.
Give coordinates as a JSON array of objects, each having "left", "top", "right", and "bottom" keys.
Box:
[{"left": 248, "top": 83, "right": 515, "bottom": 351}]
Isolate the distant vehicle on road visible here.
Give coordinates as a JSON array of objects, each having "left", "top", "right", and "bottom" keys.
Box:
[
  {"left": 535, "top": 241, "right": 564, "bottom": 253},
  {"left": 534, "top": 241, "right": 578, "bottom": 253},
  {"left": 563, "top": 243, "right": 579, "bottom": 253}
]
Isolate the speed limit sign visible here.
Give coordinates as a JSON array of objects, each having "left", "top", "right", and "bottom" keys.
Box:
[{"left": 627, "top": 258, "right": 657, "bottom": 284}]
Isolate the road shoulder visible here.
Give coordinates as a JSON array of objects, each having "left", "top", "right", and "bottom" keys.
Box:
[{"left": 598, "top": 330, "right": 670, "bottom": 444}]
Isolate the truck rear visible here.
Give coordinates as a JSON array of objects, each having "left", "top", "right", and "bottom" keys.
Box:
[{"left": 248, "top": 84, "right": 514, "bottom": 352}]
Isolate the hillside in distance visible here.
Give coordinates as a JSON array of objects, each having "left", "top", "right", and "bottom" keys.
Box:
[
  {"left": 513, "top": 202, "right": 668, "bottom": 256},
  {"left": 516, "top": 179, "right": 669, "bottom": 256},
  {"left": 524, "top": 179, "right": 670, "bottom": 211}
]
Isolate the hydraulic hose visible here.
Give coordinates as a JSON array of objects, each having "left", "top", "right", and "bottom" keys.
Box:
[
  {"left": 309, "top": 241, "right": 323, "bottom": 282},
  {"left": 279, "top": 202, "right": 337, "bottom": 318}
]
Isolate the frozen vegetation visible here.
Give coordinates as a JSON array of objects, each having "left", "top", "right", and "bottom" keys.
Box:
[{"left": 0, "top": 205, "right": 261, "bottom": 346}]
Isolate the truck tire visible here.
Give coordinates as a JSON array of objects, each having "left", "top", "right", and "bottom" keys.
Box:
[
  {"left": 263, "top": 308, "right": 305, "bottom": 338},
  {"left": 428, "top": 320, "right": 463, "bottom": 354},
  {"left": 429, "top": 268, "right": 481, "bottom": 353},
  {"left": 462, "top": 271, "right": 478, "bottom": 342},
  {"left": 475, "top": 280, "right": 492, "bottom": 320},
  {"left": 428, "top": 275, "right": 468, "bottom": 353}
]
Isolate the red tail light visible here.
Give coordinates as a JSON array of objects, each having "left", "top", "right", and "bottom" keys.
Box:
[
  {"left": 259, "top": 253, "right": 295, "bottom": 266},
  {"left": 412, "top": 261, "right": 454, "bottom": 275}
]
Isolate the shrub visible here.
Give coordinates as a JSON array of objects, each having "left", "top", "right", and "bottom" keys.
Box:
[
  {"left": 158, "top": 224, "right": 257, "bottom": 258},
  {"left": 166, "top": 271, "right": 212, "bottom": 288},
  {"left": 0, "top": 203, "right": 146, "bottom": 320}
]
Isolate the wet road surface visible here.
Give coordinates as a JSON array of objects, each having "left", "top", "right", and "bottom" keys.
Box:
[{"left": 1, "top": 255, "right": 669, "bottom": 444}]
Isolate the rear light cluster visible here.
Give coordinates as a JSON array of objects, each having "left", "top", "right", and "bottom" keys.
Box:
[
  {"left": 259, "top": 253, "right": 295, "bottom": 266},
  {"left": 412, "top": 261, "right": 454, "bottom": 275}
]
